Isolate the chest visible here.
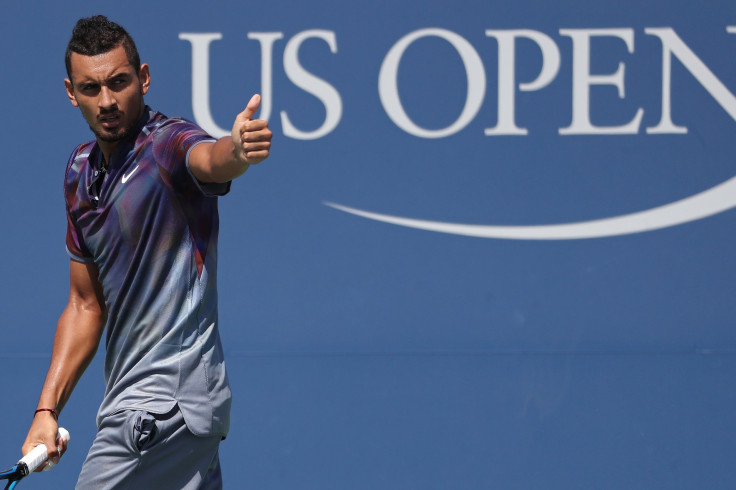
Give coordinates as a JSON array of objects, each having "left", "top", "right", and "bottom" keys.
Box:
[{"left": 73, "top": 150, "right": 183, "bottom": 263}]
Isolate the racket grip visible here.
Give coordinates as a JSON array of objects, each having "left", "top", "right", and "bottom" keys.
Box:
[{"left": 19, "top": 428, "right": 70, "bottom": 473}]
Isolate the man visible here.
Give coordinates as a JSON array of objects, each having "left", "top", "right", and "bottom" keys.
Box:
[{"left": 21, "top": 15, "right": 271, "bottom": 489}]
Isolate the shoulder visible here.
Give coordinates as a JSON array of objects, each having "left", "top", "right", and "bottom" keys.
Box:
[
  {"left": 139, "top": 107, "right": 212, "bottom": 140},
  {"left": 149, "top": 115, "right": 215, "bottom": 160},
  {"left": 153, "top": 115, "right": 211, "bottom": 140},
  {"left": 64, "top": 141, "right": 95, "bottom": 209},
  {"left": 65, "top": 141, "right": 95, "bottom": 184}
]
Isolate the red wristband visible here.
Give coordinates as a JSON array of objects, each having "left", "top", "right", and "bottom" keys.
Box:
[{"left": 34, "top": 408, "right": 58, "bottom": 420}]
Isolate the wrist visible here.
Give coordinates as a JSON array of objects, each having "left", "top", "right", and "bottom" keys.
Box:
[{"left": 34, "top": 408, "right": 59, "bottom": 420}]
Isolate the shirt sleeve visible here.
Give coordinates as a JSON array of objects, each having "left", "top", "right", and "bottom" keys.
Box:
[
  {"left": 66, "top": 213, "right": 94, "bottom": 263},
  {"left": 153, "top": 118, "right": 231, "bottom": 197},
  {"left": 64, "top": 145, "right": 95, "bottom": 263},
  {"left": 186, "top": 140, "right": 231, "bottom": 197}
]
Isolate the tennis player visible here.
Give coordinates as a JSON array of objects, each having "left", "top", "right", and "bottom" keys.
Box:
[{"left": 21, "top": 15, "right": 271, "bottom": 489}]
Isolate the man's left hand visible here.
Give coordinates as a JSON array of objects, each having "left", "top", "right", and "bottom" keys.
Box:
[{"left": 231, "top": 94, "right": 272, "bottom": 165}]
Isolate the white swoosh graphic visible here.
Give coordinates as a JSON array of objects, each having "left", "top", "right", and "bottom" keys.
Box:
[
  {"left": 121, "top": 164, "right": 140, "bottom": 184},
  {"left": 324, "top": 174, "right": 736, "bottom": 240}
]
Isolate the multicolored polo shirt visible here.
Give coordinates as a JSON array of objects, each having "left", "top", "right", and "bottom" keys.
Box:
[{"left": 64, "top": 107, "right": 232, "bottom": 437}]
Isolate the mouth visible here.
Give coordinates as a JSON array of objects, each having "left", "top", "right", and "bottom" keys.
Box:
[{"left": 99, "top": 112, "right": 122, "bottom": 129}]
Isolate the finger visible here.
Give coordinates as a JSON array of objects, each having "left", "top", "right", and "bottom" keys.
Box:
[
  {"left": 47, "top": 441, "right": 60, "bottom": 465},
  {"left": 239, "top": 94, "right": 262, "bottom": 121},
  {"left": 239, "top": 119, "right": 270, "bottom": 134},
  {"left": 243, "top": 151, "right": 270, "bottom": 164},
  {"left": 242, "top": 136, "right": 271, "bottom": 149},
  {"left": 57, "top": 435, "right": 68, "bottom": 455},
  {"left": 244, "top": 151, "right": 270, "bottom": 163},
  {"left": 246, "top": 149, "right": 270, "bottom": 158},
  {"left": 240, "top": 128, "right": 273, "bottom": 143},
  {"left": 241, "top": 136, "right": 271, "bottom": 149}
]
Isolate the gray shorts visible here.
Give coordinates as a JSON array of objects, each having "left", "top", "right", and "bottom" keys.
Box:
[{"left": 76, "top": 405, "right": 223, "bottom": 489}]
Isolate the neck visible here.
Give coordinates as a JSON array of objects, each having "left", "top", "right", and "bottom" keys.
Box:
[{"left": 99, "top": 142, "right": 118, "bottom": 168}]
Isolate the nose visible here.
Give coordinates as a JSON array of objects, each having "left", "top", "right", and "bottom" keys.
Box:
[{"left": 99, "top": 86, "right": 117, "bottom": 110}]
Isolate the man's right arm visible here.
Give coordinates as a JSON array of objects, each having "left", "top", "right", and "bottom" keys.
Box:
[{"left": 22, "top": 259, "right": 106, "bottom": 465}]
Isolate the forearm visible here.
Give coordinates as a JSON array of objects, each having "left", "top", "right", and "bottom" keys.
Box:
[
  {"left": 196, "top": 136, "right": 250, "bottom": 184},
  {"left": 189, "top": 94, "right": 272, "bottom": 183},
  {"left": 37, "top": 302, "right": 105, "bottom": 414},
  {"left": 23, "top": 300, "right": 104, "bottom": 460}
]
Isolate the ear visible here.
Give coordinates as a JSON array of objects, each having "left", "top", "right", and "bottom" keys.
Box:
[
  {"left": 138, "top": 64, "right": 150, "bottom": 95},
  {"left": 64, "top": 78, "right": 79, "bottom": 107}
]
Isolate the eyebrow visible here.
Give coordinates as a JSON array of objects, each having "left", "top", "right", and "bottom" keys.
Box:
[
  {"left": 72, "top": 63, "right": 136, "bottom": 84},
  {"left": 76, "top": 72, "right": 131, "bottom": 86}
]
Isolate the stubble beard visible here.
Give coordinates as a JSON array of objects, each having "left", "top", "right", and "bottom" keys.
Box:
[
  {"left": 91, "top": 97, "right": 144, "bottom": 145},
  {"left": 92, "top": 123, "right": 133, "bottom": 144}
]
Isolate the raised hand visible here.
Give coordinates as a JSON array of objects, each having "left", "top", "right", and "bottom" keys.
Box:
[{"left": 231, "top": 94, "right": 272, "bottom": 165}]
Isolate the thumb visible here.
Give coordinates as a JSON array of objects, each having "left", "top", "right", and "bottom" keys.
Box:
[{"left": 239, "top": 94, "right": 261, "bottom": 121}]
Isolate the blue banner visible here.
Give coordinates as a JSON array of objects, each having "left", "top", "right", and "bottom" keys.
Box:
[{"left": 2, "top": 1, "right": 735, "bottom": 488}]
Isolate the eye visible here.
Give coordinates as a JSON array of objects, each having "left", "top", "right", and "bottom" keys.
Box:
[
  {"left": 79, "top": 83, "right": 100, "bottom": 94},
  {"left": 109, "top": 76, "right": 131, "bottom": 91}
]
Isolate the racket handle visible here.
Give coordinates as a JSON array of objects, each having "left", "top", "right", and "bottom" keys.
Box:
[{"left": 19, "top": 428, "right": 70, "bottom": 473}]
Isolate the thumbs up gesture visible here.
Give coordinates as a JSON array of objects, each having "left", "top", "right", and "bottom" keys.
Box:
[{"left": 231, "top": 94, "right": 272, "bottom": 165}]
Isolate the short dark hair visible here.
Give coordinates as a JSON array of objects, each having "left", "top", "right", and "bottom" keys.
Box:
[{"left": 65, "top": 15, "right": 141, "bottom": 79}]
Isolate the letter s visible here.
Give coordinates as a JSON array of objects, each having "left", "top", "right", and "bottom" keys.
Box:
[{"left": 281, "top": 30, "right": 343, "bottom": 140}]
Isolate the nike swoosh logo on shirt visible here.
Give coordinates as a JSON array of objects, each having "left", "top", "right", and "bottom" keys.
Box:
[{"left": 121, "top": 165, "right": 140, "bottom": 184}]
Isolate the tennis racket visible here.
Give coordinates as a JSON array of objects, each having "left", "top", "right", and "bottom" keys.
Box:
[{"left": 0, "top": 428, "right": 70, "bottom": 490}]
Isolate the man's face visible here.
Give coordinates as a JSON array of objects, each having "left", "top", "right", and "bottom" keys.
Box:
[{"left": 65, "top": 44, "right": 150, "bottom": 151}]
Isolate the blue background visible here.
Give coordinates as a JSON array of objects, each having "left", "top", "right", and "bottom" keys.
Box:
[{"left": 1, "top": 1, "right": 735, "bottom": 488}]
